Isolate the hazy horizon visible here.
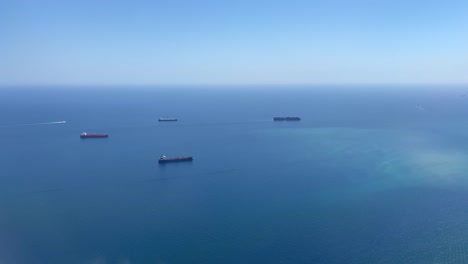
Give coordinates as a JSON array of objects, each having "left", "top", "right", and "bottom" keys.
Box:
[{"left": 1, "top": 0, "right": 468, "bottom": 86}]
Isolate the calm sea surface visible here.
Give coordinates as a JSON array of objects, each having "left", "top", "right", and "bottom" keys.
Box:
[{"left": 1, "top": 86, "right": 468, "bottom": 264}]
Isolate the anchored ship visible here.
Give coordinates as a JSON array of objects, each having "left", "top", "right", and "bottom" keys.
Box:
[
  {"left": 273, "top": 116, "right": 301, "bottom": 121},
  {"left": 158, "top": 118, "right": 178, "bottom": 122},
  {"left": 159, "top": 155, "right": 193, "bottom": 163},
  {"left": 80, "top": 132, "right": 109, "bottom": 138}
]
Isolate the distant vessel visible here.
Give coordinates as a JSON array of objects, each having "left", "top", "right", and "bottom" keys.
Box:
[
  {"left": 273, "top": 116, "right": 301, "bottom": 121},
  {"left": 159, "top": 118, "right": 178, "bottom": 122},
  {"left": 80, "top": 132, "right": 109, "bottom": 138},
  {"left": 158, "top": 155, "right": 193, "bottom": 163}
]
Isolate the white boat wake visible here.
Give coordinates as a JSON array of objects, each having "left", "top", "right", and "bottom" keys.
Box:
[{"left": 0, "top": 121, "right": 66, "bottom": 128}]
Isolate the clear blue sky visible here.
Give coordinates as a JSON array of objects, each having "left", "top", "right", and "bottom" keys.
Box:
[{"left": 1, "top": 0, "right": 467, "bottom": 86}]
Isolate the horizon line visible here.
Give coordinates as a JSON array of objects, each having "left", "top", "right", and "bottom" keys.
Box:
[{"left": 1, "top": 83, "right": 468, "bottom": 89}]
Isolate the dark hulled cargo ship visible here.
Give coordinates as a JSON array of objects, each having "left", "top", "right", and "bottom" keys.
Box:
[
  {"left": 159, "top": 155, "right": 193, "bottom": 163},
  {"left": 80, "top": 132, "right": 109, "bottom": 138},
  {"left": 158, "top": 118, "right": 178, "bottom": 122},
  {"left": 273, "top": 116, "right": 301, "bottom": 121}
]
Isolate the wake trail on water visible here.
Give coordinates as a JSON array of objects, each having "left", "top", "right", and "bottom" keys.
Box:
[{"left": 0, "top": 121, "right": 66, "bottom": 128}]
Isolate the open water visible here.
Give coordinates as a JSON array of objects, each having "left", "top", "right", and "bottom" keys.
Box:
[{"left": 1, "top": 86, "right": 468, "bottom": 263}]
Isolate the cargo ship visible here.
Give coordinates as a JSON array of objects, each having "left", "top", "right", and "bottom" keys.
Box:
[
  {"left": 159, "top": 155, "right": 193, "bottom": 163},
  {"left": 273, "top": 116, "right": 301, "bottom": 121},
  {"left": 80, "top": 132, "right": 109, "bottom": 138},
  {"left": 158, "top": 118, "right": 178, "bottom": 122}
]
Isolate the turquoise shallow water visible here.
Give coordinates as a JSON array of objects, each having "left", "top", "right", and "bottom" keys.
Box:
[{"left": 1, "top": 86, "right": 468, "bottom": 263}]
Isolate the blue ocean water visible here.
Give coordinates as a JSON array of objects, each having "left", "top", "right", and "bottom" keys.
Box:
[{"left": 1, "top": 86, "right": 468, "bottom": 263}]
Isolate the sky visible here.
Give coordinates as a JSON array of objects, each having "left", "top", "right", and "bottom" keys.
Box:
[{"left": 0, "top": 0, "right": 467, "bottom": 86}]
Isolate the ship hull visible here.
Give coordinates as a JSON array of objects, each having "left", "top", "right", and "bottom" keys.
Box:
[
  {"left": 273, "top": 117, "right": 301, "bottom": 121},
  {"left": 80, "top": 134, "right": 108, "bottom": 138},
  {"left": 159, "top": 157, "right": 193, "bottom": 163}
]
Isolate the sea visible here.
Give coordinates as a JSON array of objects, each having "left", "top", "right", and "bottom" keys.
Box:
[{"left": 1, "top": 85, "right": 468, "bottom": 264}]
